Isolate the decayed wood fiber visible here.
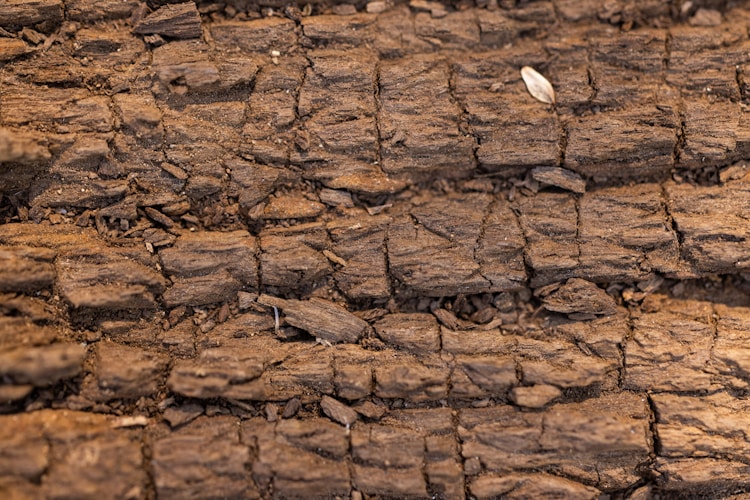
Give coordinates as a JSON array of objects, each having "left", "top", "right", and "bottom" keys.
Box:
[{"left": 3, "top": 1, "right": 750, "bottom": 498}]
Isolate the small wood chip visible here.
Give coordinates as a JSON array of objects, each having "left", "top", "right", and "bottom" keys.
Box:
[
  {"left": 133, "top": 2, "right": 202, "bottom": 39},
  {"left": 323, "top": 249, "right": 347, "bottom": 267},
  {"left": 320, "top": 395, "right": 358, "bottom": 426},
  {"left": 539, "top": 278, "right": 618, "bottom": 316},
  {"left": 111, "top": 415, "right": 149, "bottom": 428},
  {"left": 521, "top": 66, "right": 555, "bottom": 105},
  {"left": 531, "top": 167, "right": 586, "bottom": 194},
  {"left": 144, "top": 207, "right": 174, "bottom": 228},
  {"left": 509, "top": 384, "right": 562, "bottom": 408},
  {"left": 282, "top": 397, "right": 301, "bottom": 418},
  {"left": 366, "top": 203, "right": 392, "bottom": 216}
]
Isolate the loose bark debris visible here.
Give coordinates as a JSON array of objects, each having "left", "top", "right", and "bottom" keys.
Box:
[{"left": 132, "top": 3, "right": 201, "bottom": 39}]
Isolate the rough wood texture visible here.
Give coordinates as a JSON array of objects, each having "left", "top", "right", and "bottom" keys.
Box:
[{"left": 2, "top": 1, "right": 750, "bottom": 498}]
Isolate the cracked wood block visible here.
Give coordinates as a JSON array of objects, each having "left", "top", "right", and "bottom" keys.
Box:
[
  {"left": 73, "top": 27, "right": 146, "bottom": 68},
  {"left": 4, "top": 45, "right": 87, "bottom": 87},
  {"left": 423, "top": 431, "right": 465, "bottom": 499},
  {"left": 328, "top": 216, "right": 390, "bottom": 300},
  {"left": 211, "top": 17, "right": 297, "bottom": 55},
  {"left": 353, "top": 424, "right": 425, "bottom": 468},
  {"left": 371, "top": 6, "right": 434, "bottom": 57},
  {"left": 414, "top": 10, "right": 479, "bottom": 50},
  {"left": 333, "top": 344, "right": 374, "bottom": 401},
  {"left": 625, "top": 295, "right": 715, "bottom": 392},
  {"left": 578, "top": 184, "right": 680, "bottom": 281},
  {"left": 244, "top": 417, "right": 350, "bottom": 497},
  {"left": 453, "top": 53, "right": 561, "bottom": 173},
  {"left": 259, "top": 222, "right": 331, "bottom": 290},
  {"left": 159, "top": 230, "right": 257, "bottom": 307},
  {"left": 591, "top": 27, "right": 666, "bottom": 74},
  {"left": 153, "top": 416, "right": 254, "bottom": 499},
  {"left": 711, "top": 303, "right": 750, "bottom": 391},
  {"left": 379, "top": 54, "right": 475, "bottom": 181},
  {"left": 151, "top": 39, "right": 219, "bottom": 91},
  {"left": 514, "top": 192, "right": 579, "bottom": 287},
  {"left": 0, "top": 343, "right": 86, "bottom": 387},
  {"left": 163, "top": 101, "right": 247, "bottom": 163},
  {"left": 469, "top": 473, "right": 601, "bottom": 499},
  {"left": 654, "top": 457, "right": 750, "bottom": 494},
  {"left": 517, "top": 185, "right": 682, "bottom": 286},
  {"left": 0, "top": 246, "right": 55, "bottom": 292},
  {"left": 31, "top": 177, "right": 129, "bottom": 210},
  {"left": 588, "top": 27, "right": 668, "bottom": 109},
  {"left": 65, "top": 0, "right": 139, "bottom": 21},
  {"left": 0, "top": 86, "right": 113, "bottom": 134},
  {"left": 113, "top": 93, "right": 163, "bottom": 146},
  {"left": 666, "top": 179, "right": 750, "bottom": 275},
  {"left": 564, "top": 107, "right": 678, "bottom": 179},
  {"left": 292, "top": 49, "right": 397, "bottom": 194},
  {"left": 373, "top": 313, "right": 441, "bottom": 354},
  {"left": 83, "top": 343, "right": 168, "bottom": 401},
  {"left": 589, "top": 63, "right": 667, "bottom": 110},
  {"left": 132, "top": 2, "right": 201, "bottom": 39},
  {"left": 0, "top": 410, "right": 146, "bottom": 499},
  {"left": 0, "top": 223, "right": 98, "bottom": 253},
  {"left": 261, "top": 343, "right": 335, "bottom": 401},
  {"left": 168, "top": 339, "right": 268, "bottom": 400},
  {"left": 388, "top": 193, "right": 509, "bottom": 296},
  {"left": 57, "top": 241, "right": 166, "bottom": 309},
  {"left": 678, "top": 98, "right": 750, "bottom": 170},
  {"left": 668, "top": 24, "right": 750, "bottom": 100},
  {"left": 553, "top": 312, "right": 628, "bottom": 362},
  {"left": 652, "top": 392, "right": 750, "bottom": 462},
  {"left": 0, "top": 0, "right": 63, "bottom": 31},
  {"left": 476, "top": 197, "right": 528, "bottom": 290},
  {"left": 242, "top": 56, "right": 306, "bottom": 165},
  {"left": 478, "top": 9, "right": 540, "bottom": 47},
  {"left": 352, "top": 423, "right": 429, "bottom": 497},
  {"left": 301, "top": 13, "right": 377, "bottom": 48},
  {"left": 459, "top": 392, "right": 651, "bottom": 490},
  {"left": 451, "top": 354, "right": 517, "bottom": 399},
  {"left": 441, "top": 327, "right": 516, "bottom": 355},
  {"left": 516, "top": 334, "right": 618, "bottom": 390},
  {"left": 448, "top": 314, "right": 624, "bottom": 398},
  {"left": 261, "top": 191, "right": 325, "bottom": 220},
  {"left": 0, "top": 127, "right": 51, "bottom": 164},
  {"left": 373, "top": 352, "right": 448, "bottom": 401}
]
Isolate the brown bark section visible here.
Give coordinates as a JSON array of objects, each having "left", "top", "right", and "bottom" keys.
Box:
[{"left": 2, "top": 1, "right": 750, "bottom": 498}]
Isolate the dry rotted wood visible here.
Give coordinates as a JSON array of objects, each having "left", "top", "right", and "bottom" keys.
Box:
[{"left": 3, "top": 0, "right": 750, "bottom": 498}]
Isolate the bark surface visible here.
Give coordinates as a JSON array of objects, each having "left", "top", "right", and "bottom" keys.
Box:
[{"left": 2, "top": 0, "right": 750, "bottom": 498}]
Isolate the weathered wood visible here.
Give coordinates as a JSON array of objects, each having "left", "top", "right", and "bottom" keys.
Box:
[
  {"left": 4, "top": 2, "right": 750, "bottom": 497},
  {"left": 132, "top": 3, "right": 201, "bottom": 39},
  {"left": 0, "top": 343, "right": 86, "bottom": 386},
  {"left": 159, "top": 230, "right": 257, "bottom": 307},
  {"left": 539, "top": 278, "right": 618, "bottom": 316},
  {"left": 153, "top": 416, "right": 252, "bottom": 498},
  {"left": 531, "top": 166, "right": 586, "bottom": 193},
  {"left": 258, "top": 295, "right": 369, "bottom": 344},
  {"left": 0, "top": 246, "right": 55, "bottom": 292},
  {"left": 83, "top": 343, "right": 168, "bottom": 401},
  {"left": 0, "top": 0, "right": 63, "bottom": 32},
  {"left": 379, "top": 54, "right": 475, "bottom": 181}
]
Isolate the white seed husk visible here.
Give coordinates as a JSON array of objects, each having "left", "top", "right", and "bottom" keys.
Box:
[{"left": 521, "top": 66, "right": 555, "bottom": 105}]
